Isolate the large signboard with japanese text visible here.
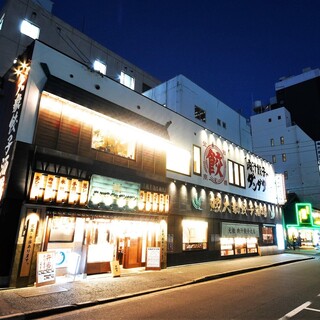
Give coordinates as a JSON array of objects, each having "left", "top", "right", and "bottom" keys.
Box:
[{"left": 0, "top": 59, "right": 30, "bottom": 202}]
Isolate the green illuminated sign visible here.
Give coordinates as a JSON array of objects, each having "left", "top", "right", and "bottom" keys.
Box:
[{"left": 295, "top": 203, "right": 313, "bottom": 226}]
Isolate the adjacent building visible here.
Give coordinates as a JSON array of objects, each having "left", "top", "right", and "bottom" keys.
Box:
[{"left": 251, "top": 106, "right": 320, "bottom": 247}]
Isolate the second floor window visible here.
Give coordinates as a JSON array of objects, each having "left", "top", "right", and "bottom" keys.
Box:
[
  {"left": 193, "top": 145, "right": 201, "bottom": 175},
  {"left": 280, "top": 136, "right": 285, "bottom": 145},
  {"left": 272, "top": 155, "right": 276, "bottom": 163},
  {"left": 228, "top": 160, "right": 245, "bottom": 188}
]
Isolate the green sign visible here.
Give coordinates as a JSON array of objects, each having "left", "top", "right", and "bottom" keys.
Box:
[{"left": 296, "top": 203, "right": 313, "bottom": 226}]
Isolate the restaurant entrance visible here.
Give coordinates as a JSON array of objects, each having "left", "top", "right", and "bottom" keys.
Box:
[{"left": 43, "top": 214, "right": 164, "bottom": 277}]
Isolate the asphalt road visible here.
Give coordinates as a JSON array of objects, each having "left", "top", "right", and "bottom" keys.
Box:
[{"left": 41, "top": 257, "right": 320, "bottom": 320}]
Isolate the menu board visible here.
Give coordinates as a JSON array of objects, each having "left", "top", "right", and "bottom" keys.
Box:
[
  {"left": 36, "top": 252, "right": 56, "bottom": 287},
  {"left": 145, "top": 247, "right": 161, "bottom": 270}
]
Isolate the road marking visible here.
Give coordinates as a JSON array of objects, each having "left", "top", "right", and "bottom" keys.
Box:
[
  {"left": 305, "top": 307, "right": 320, "bottom": 313},
  {"left": 278, "top": 301, "right": 311, "bottom": 319}
]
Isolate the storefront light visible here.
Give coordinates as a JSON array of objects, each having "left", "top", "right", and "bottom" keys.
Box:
[
  {"left": 103, "top": 193, "right": 113, "bottom": 206},
  {"left": 128, "top": 197, "right": 137, "bottom": 209},
  {"left": 276, "top": 224, "right": 285, "bottom": 250},
  {"left": 117, "top": 195, "right": 126, "bottom": 208}
]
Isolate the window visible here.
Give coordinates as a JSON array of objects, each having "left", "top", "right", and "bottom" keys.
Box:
[
  {"left": 20, "top": 19, "right": 40, "bottom": 39},
  {"left": 272, "top": 155, "right": 276, "bottom": 163},
  {"left": 194, "top": 106, "right": 206, "bottom": 122},
  {"left": 280, "top": 136, "right": 284, "bottom": 145},
  {"left": 120, "top": 71, "right": 135, "bottom": 90},
  {"left": 193, "top": 145, "right": 201, "bottom": 175},
  {"left": 262, "top": 226, "right": 274, "bottom": 244},
  {"left": 222, "top": 121, "right": 226, "bottom": 129},
  {"left": 92, "top": 121, "right": 136, "bottom": 159},
  {"left": 228, "top": 160, "right": 245, "bottom": 188},
  {"left": 284, "top": 171, "right": 288, "bottom": 180},
  {"left": 166, "top": 145, "right": 190, "bottom": 175},
  {"left": 217, "top": 119, "right": 221, "bottom": 126},
  {"left": 282, "top": 153, "right": 287, "bottom": 162},
  {"left": 270, "top": 138, "right": 274, "bottom": 146},
  {"left": 93, "top": 60, "right": 107, "bottom": 75},
  {"left": 268, "top": 118, "right": 272, "bottom": 122},
  {"left": 182, "top": 219, "right": 208, "bottom": 251},
  {"left": 278, "top": 115, "right": 282, "bottom": 120}
]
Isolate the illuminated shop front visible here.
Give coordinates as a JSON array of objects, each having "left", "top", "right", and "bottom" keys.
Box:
[
  {"left": 220, "top": 222, "right": 258, "bottom": 256},
  {"left": 23, "top": 171, "right": 169, "bottom": 281},
  {"left": 286, "top": 203, "right": 320, "bottom": 247}
]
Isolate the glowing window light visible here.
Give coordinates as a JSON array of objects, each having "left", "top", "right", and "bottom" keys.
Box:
[
  {"left": 166, "top": 144, "right": 190, "bottom": 175},
  {"left": 93, "top": 60, "right": 107, "bottom": 75},
  {"left": 40, "top": 92, "right": 170, "bottom": 151},
  {"left": 120, "top": 71, "right": 135, "bottom": 90},
  {"left": 20, "top": 19, "right": 40, "bottom": 39}
]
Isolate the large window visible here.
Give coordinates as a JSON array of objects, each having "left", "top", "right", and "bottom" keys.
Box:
[
  {"left": 92, "top": 121, "right": 136, "bottom": 159},
  {"left": 166, "top": 145, "right": 190, "bottom": 175},
  {"left": 193, "top": 145, "right": 201, "bottom": 175},
  {"left": 120, "top": 71, "right": 135, "bottom": 90},
  {"left": 182, "top": 219, "right": 208, "bottom": 251},
  {"left": 228, "top": 160, "right": 245, "bottom": 188}
]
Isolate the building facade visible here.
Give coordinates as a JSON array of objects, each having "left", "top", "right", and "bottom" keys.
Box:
[
  {"left": 0, "top": 0, "right": 287, "bottom": 288},
  {"left": 0, "top": 41, "right": 286, "bottom": 288},
  {"left": 275, "top": 68, "right": 320, "bottom": 141},
  {"left": 144, "top": 75, "right": 252, "bottom": 151},
  {"left": 251, "top": 107, "right": 320, "bottom": 247},
  {"left": 0, "top": 0, "right": 160, "bottom": 92}
]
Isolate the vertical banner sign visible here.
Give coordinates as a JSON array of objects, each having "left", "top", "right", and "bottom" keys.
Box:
[
  {"left": 20, "top": 214, "right": 38, "bottom": 277},
  {"left": 0, "top": 60, "right": 30, "bottom": 202}
]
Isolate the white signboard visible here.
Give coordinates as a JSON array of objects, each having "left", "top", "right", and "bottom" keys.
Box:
[{"left": 146, "top": 247, "right": 161, "bottom": 270}]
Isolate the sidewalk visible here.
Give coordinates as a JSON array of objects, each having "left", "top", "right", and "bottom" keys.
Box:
[{"left": 0, "top": 252, "right": 317, "bottom": 320}]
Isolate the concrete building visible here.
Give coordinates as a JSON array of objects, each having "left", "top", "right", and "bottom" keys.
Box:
[
  {"left": 251, "top": 106, "right": 320, "bottom": 247},
  {"left": 0, "top": 0, "right": 160, "bottom": 92},
  {"left": 275, "top": 68, "right": 320, "bottom": 141},
  {"left": 144, "top": 75, "right": 252, "bottom": 151}
]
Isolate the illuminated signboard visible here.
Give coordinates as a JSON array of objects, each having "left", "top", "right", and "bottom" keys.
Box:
[
  {"left": 29, "top": 172, "right": 89, "bottom": 205},
  {"left": 0, "top": 60, "right": 30, "bottom": 202},
  {"left": 296, "top": 203, "right": 313, "bottom": 226}
]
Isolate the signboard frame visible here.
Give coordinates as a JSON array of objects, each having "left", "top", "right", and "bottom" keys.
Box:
[{"left": 145, "top": 247, "right": 161, "bottom": 270}]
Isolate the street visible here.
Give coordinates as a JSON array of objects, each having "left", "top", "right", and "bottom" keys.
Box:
[{"left": 42, "top": 257, "right": 320, "bottom": 320}]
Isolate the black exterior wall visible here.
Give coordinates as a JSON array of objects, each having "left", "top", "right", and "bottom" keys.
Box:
[{"left": 0, "top": 142, "right": 31, "bottom": 284}]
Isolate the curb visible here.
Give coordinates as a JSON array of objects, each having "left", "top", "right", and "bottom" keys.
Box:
[{"left": 0, "top": 256, "right": 315, "bottom": 320}]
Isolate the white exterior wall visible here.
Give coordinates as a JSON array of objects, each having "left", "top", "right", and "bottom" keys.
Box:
[
  {"left": 251, "top": 107, "right": 320, "bottom": 208},
  {"left": 18, "top": 41, "right": 281, "bottom": 206},
  {"left": 0, "top": 0, "right": 160, "bottom": 91},
  {"left": 144, "top": 75, "right": 252, "bottom": 151}
]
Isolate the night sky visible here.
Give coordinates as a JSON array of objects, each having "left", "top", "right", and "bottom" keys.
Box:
[{"left": 3, "top": 0, "right": 320, "bottom": 118}]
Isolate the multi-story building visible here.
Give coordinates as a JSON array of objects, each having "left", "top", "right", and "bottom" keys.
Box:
[
  {"left": 144, "top": 75, "right": 252, "bottom": 150},
  {"left": 0, "top": 0, "right": 160, "bottom": 92},
  {"left": 251, "top": 106, "right": 320, "bottom": 248},
  {"left": 0, "top": 0, "right": 286, "bottom": 288},
  {"left": 275, "top": 68, "right": 320, "bottom": 142}
]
